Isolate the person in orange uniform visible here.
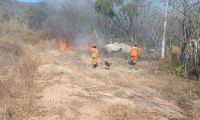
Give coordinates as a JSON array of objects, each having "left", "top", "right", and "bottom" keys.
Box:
[
  {"left": 91, "top": 44, "right": 99, "bottom": 68},
  {"left": 130, "top": 43, "right": 140, "bottom": 65}
]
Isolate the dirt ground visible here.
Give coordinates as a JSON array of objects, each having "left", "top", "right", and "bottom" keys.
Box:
[{"left": 25, "top": 45, "right": 188, "bottom": 120}]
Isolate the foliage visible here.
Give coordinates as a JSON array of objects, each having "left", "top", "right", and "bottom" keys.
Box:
[
  {"left": 167, "top": 0, "right": 200, "bottom": 80},
  {"left": 15, "top": 0, "right": 164, "bottom": 47},
  {"left": 94, "top": 0, "right": 138, "bottom": 42},
  {"left": 23, "top": 4, "right": 48, "bottom": 30},
  {"left": 185, "top": 85, "right": 193, "bottom": 98},
  {"left": 94, "top": 0, "right": 115, "bottom": 17},
  {"left": 121, "top": 3, "right": 136, "bottom": 17},
  {"left": 174, "top": 65, "right": 185, "bottom": 76}
]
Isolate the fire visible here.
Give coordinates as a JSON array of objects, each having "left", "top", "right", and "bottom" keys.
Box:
[
  {"left": 79, "top": 44, "right": 90, "bottom": 52},
  {"left": 58, "top": 41, "right": 72, "bottom": 51},
  {"left": 75, "top": 43, "right": 91, "bottom": 52},
  {"left": 58, "top": 41, "right": 91, "bottom": 52}
]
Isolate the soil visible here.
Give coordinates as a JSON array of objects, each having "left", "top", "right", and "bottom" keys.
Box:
[{"left": 26, "top": 46, "right": 187, "bottom": 120}]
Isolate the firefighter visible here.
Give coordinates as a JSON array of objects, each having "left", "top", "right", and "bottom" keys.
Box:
[
  {"left": 130, "top": 43, "right": 140, "bottom": 65},
  {"left": 91, "top": 44, "right": 99, "bottom": 68}
]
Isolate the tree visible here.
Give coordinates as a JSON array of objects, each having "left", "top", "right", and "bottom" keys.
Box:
[
  {"left": 161, "top": 0, "right": 169, "bottom": 59},
  {"left": 168, "top": 0, "right": 200, "bottom": 78},
  {"left": 94, "top": 0, "right": 137, "bottom": 42},
  {"left": 24, "top": 3, "right": 48, "bottom": 30}
]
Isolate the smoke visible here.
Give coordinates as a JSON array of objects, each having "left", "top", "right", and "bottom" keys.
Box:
[
  {"left": 21, "top": 0, "right": 163, "bottom": 49},
  {"left": 39, "top": 0, "right": 99, "bottom": 46}
]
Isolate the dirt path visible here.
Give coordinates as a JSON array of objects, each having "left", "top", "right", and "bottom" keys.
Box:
[{"left": 27, "top": 48, "right": 186, "bottom": 120}]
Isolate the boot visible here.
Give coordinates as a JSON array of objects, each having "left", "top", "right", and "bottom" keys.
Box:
[
  {"left": 92, "top": 64, "right": 98, "bottom": 69},
  {"left": 128, "top": 60, "right": 136, "bottom": 65}
]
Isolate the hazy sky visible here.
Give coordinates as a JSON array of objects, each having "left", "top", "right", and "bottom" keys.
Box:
[
  {"left": 17, "top": 0, "right": 164, "bottom": 9},
  {"left": 17, "top": 0, "right": 41, "bottom": 3}
]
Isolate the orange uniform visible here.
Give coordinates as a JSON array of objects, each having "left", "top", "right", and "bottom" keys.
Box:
[
  {"left": 130, "top": 47, "right": 140, "bottom": 63},
  {"left": 91, "top": 47, "right": 99, "bottom": 65}
]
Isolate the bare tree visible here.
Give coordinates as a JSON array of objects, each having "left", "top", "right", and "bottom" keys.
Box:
[
  {"left": 161, "top": 0, "right": 169, "bottom": 59},
  {"left": 168, "top": 0, "right": 200, "bottom": 79}
]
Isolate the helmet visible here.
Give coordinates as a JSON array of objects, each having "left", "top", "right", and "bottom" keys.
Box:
[
  {"left": 133, "top": 43, "right": 138, "bottom": 46},
  {"left": 93, "top": 44, "right": 96, "bottom": 48}
]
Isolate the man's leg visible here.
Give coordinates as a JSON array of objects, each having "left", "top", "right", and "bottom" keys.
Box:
[
  {"left": 131, "top": 56, "right": 137, "bottom": 65},
  {"left": 92, "top": 58, "right": 98, "bottom": 68}
]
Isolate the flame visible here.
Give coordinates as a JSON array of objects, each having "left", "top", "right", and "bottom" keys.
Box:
[
  {"left": 58, "top": 41, "right": 72, "bottom": 51},
  {"left": 76, "top": 44, "right": 90, "bottom": 52},
  {"left": 58, "top": 41, "right": 91, "bottom": 52},
  {"left": 80, "top": 44, "right": 90, "bottom": 52}
]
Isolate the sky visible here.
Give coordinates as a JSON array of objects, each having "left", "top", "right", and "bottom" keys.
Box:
[
  {"left": 17, "top": 0, "right": 164, "bottom": 9},
  {"left": 17, "top": 0, "right": 42, "bottom": 3}
]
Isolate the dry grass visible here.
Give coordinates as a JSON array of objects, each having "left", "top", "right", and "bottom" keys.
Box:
[
  {"left": 56, "top": 103, "right": 66, "bottom": 120},
  {"left": 0, "top": 21, "right": 49, "bottom": 45},
  {"left": 147, "top": 60, "right": 200, "bottom": 120},
  {"left": 0, "top": 22, "right": 39, "bottom": 120},
  {"left": 103, "top": 104, "right": 164, "bottom": 120},
  {"left": 103, "top": 104, "right": 135, "bottom": 120},
  {"left": 0, "top": 43, "right": 38, "bottom": 120},
  {"left": 161, "top": 76, "right": 200, "bottom": 119}
]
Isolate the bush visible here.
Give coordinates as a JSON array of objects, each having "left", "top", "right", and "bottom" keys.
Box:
[
  {"left": 22, "top": 4, "right": 48, "bottom": 30},
  {"left": 0, "top": 42, "right": 38, "bottom": 119},
  {"left": 0, "top": 22, "right": 39, "bottom": 119},
  {"left": 174, "top": 65, "right": 185, "bottom": 76}
]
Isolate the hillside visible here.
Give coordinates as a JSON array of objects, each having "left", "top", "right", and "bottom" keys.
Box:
[
  {"left": 0, "top": 0, "right": 38, "bottom": 21},
  {"left": 0, "top": 22, "right": 199, "bottom": 119},
  {"left": 0, "top": 0, "right": 200, "bottom": 120},
  {"left": 18, "top": 44, "right": 189, "bottom": 120}
]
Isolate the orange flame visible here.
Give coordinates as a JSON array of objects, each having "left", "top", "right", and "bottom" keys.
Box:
[
  {"left": 80, "top": 45, "right": 90, "bottom": 52},
  {"left": 58, "top": 41, "right": 71, "bottom": 51},
  {"left": 76, "top": 43, "right": 91, "bottom": 52},
  {"left": 58, "top": 41, "right": 91, "bottom": 52}
]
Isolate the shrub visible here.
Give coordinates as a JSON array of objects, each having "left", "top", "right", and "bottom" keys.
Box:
[{"left": 0, "top": 22, "right": 39, "bottom": 119}]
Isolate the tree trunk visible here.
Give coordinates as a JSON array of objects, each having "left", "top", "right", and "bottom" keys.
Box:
[
  {"left": 161, "top": 0, "right": 169, "bottom": 59},
  {"left": 111, "top": 17, "right": 129, "bottom": 40},
  {"left": 109, "top": 19, "right": 113, "bottom": 44}
]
